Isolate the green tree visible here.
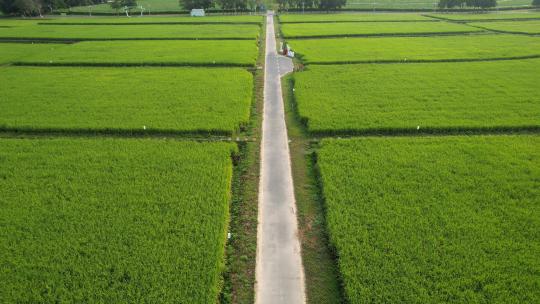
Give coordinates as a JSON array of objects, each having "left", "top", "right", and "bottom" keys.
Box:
[
  {"left": 533, "top": 0, "right": 540, "bottom": 7},
  {"left": 110, "top": 0, "right": 122, "bottom": 14},
  {"left": 217, "top": 0, "right": 247, "bottom": 10},
  {"left": 318, "top": 0, "right": 346, "bottom": 10},
  {"left": 0, "top": 0, "right": 42, "bottom": 15},
  {"left": 465, "top": 0, "right": 496, "bottom": 8},
  {"left": 179, "top": 0, "right": 214, "bottom": 9}
]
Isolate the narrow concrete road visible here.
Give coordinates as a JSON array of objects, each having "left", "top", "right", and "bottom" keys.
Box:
[{"left": 255, "top": 11, "right": 306, "bottom": 304}]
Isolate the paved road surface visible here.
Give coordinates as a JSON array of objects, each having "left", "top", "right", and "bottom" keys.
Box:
[{"left": 255, "top": 11, "right": 306, "bottom": 304}]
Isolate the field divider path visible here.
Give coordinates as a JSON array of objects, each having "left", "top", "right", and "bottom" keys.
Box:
[{"left": 255, "top": 11, "right": 306, "bottom": 304}]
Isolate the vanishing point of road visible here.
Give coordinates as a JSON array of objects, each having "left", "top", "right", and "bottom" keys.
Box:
[{"left": 255, "top": 11, "right": 306, "bottom": 304}]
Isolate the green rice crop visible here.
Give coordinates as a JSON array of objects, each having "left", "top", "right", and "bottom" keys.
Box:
[
  {"left": 0, "top": 66, "right": 253, "bottom": 135},
  {"left": 280, "top": 21, "right": 482, "bottom": 38},
  {"left": 428, "top": 12, "right": 540, "bottom": 21},
  {"left": 470, "top": 20, "right": 540, "bottom": 34},
  {"left": 16, "top": 40, "right": 258, "bottom": 66},
  {"left": 39, "top": 15, "right": 263, "bottom": 24},
  {"left": 293, "top": 59, "right": 540, "bottom": 134},
  {"left": 0, "top": 42, "right": 67, "bottom": 64},
  {"left": 317, "top": 135, "right": 540, "bottom": 304},
  {"left": 278, "top": 13, "right": 431, "bottom": 23},
  {"left": 0, "top": 23, "right": 260, "bottom": 40},
  {"left": 343, "top": 0, "right": 530, "bottom": 8},
  {"left": 289, "top": 34, "right": 540, "bottom": 64},
  {"left": 0, "top": 137, "right": 236, "bottom": 303},
  {"left": 0, "top": 19, "right": 42, "bottom": 27}
]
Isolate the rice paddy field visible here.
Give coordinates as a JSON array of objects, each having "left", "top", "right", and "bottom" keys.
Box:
[
  {"left": 0, "top": 66, "right": 253, "bottom": 134},
  {"left": 0, "top": 42, "right": 62, "bottom": 64},
  {"left": 13, "top": 40, "right": 258, "bottom": 66},
  {"left": 68, "top": 0, "right": 183, "bottom": 13},
  {"left": 293, "top": 59, "right": 540, "bottom": 134},
  {"left": 283, "top": 11, "right": 540, "bottom": 304},
  {"left": 343, "top": 0, "right": 531, "bottom": 8},
  {"left": 279, "top": 13, "right": 433, "bottom": 23},
  {"left": 470, "top": 20, "right": 540, "bottom": 34},
  {"left": 2, "top": 8, "right": 539, "bottom": 303},
  {"left": 39, "top": 15, "right": 263, "bottom": 24},
  {"left": 317, "top": 136, "right": 540, "bottom": 303},
  {"left": 428, "top": 11, "right": 540, "bottom": 21},
  {"left": 0, "top": 138, "right": 236, "bottom": 303},
  {"left": 280, "top": 21, "right": 482, "bottom": 38},
  {"left": 0, "top": 13, "right": 263, "bottom": 302},
  {"left": 288, "top": 34, "right": 540, "bottom": 64},
  {"left": 0, "top": 23, "right": 260, "bottom": 40}
]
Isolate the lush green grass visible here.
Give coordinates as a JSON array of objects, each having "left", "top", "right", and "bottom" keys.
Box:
[
  {"left": 317, "top": 135, "right": 540, "bottom": 304},
  {"left": 344, "top": 0, "right": 531, "bottom": 8},
  {"left": 68, "top": 0, "right": 186, "bottom": 12},
  {"left": 39, "top": 15, "right": 263, "bottom": 24},
  {"left": 289, "top": 34, "right": 540, "bottom": 63},
  {"left": 0, "top": 138, "right": 237, "bottom": 303},
  {"left": 15, "top": 40, "right": 258, "bottom": 66},
  {"left": 0, "top": 42, "right": 67, "bottom": 64},
  {"left": 0, "top": 23, "right": 260, "bottom": 40},
  {"left": 278, "top": 13, "right": 431, "bottom": 23},
  {"left": 293, "top": 59, "right": 540, "bottom": 134},
  {"left": 0, "top": 66, "right": 253, "bottom": 134},
  {"left": 470, "top": 20, "right": 540, "bottom": 34},
  {"left": 0, "top": 19, "right": 43, "bottom": 27},
  {"left": 281, "top": 21, "right": 482, "bottom": 38},
  {"left": 428, "top": 11, "right": 540, "bottom": 21}
]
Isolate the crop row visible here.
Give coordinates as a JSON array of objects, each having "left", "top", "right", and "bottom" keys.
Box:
[
  {"left": 469, "top": 20, "right": 540, "bottom": 34},
  {"left": 427, "top": 12, "right": 540, "bottom": 21},
  {"left": 316, "top": 135, "right": 540, "bottom": 303},
  {"left": 292, "top": 59, "right": 540, "bottom": 135},
  {"left": 0, "top": 138, "right": 237, "bottom": 303},
  {"left": 0, "top": 66, "right": 253, "bottom": 135},
  {"left": 280, "top": 21, "right": 481, "bottom": 38},
  {"left": 288, "top": 34, "right": 540, "bottom": 64},
  {"left": 278, "top": 13, "right": 432, "bottom": 23},
  {"left": 0, "top": 23, "right": 260, "bottom": 40},
  {"left": 38, "top": 15, "right": 263, "bottom": 24},
  {"left": 0, "top": 40, "right": 259, "bottom": 66}
]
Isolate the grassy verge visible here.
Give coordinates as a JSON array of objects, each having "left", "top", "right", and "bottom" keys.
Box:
[
  {"left": 276, "top": 13, "right": 344, "bottom": 303},
  {"left": 221, "top": 16, "right": 265, "bottom": 304},
  {"left": 283, "top": 75, "right": 345, "bottom": 303}
]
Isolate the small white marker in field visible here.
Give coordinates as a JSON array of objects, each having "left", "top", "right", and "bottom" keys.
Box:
[
  {"left": 417, "top": 125, "right": 420, "bottom": 130},
  {"left": 293, "top": 88, "right": 295, "bottom": 92},
  {"left": 227, "top": 232, "right": 231, "bottom": 239},
  {"left": 143, "top": 125, "right": 146, "bottom": 130}
]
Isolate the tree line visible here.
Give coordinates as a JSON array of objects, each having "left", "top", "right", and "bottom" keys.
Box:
[
  {"left": 179, "top": 0, "right": 264, "bottom": 10},
  {"left": 181, "top": 0, "right": 346, "bottom": 10},
  {"left": 437, "top": 0, "right": 497, "bottom": 9},
  {"left": 276, "top": 0, "right": 346, "bottom": 10},
  {"left": 0, "top": 0, "right": 104, "bottom": 15}
]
